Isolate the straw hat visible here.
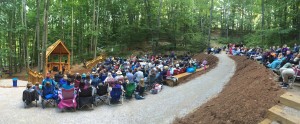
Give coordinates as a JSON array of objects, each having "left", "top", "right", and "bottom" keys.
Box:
[
  {"left": 63, "top": 75, "right": 68, "bottom": 80},
  {"left": 116, "top": 70, "right": 122, "bottom": 75},
  {"left": 164, "top": 66, "right": 169, "bottom": 70}
]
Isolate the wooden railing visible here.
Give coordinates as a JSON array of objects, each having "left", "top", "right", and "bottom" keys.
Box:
[
  {"left": 85, "top": 54, "right": 106, "bottom": 69},
  {"left": 27, "top": 68, "right": 44, "bottom": 84}
]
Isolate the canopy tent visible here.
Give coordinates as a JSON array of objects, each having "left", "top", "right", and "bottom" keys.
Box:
[{"left": 45, "top": 39, "right": 71, "bottom": 73}]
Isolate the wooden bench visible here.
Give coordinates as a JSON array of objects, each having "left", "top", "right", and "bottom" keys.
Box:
[{"left": 165, "top": 65, "right": 209, "bottom": 87}]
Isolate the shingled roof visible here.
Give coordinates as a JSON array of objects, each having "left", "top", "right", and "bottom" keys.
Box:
[{"left": 46, "top": 39, "right": 70, "bottom": 58}]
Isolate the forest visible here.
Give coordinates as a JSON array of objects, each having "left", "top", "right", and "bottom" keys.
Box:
[{"left": 0, "top": 0, "right": 299, "bottom": 74}]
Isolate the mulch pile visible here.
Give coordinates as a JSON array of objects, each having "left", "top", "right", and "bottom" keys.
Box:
[
  {"left": 174, "top": 56, "right": 285, "bottom": 124},
  {"left": 176, "top": 53, "right": 219, "bottom": 85}
]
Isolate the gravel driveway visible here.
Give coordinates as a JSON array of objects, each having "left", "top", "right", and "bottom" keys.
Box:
[{"left": 0, "top": 53, "right": 235, "bottom": 124}]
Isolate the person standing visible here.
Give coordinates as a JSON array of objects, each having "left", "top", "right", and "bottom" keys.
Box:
[
  {"left": 62, "top": 65, "right": 66, "bottom": 74},
  {"left": 294, "top": 43, "right": 299, "bottom": 53}
]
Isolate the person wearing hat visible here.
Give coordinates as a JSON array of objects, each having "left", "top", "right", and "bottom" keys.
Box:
[
  {"left": 59, "top": 75, "right": 68, "bottom": 88},
  {"left": 82, "top": 73, "right": 87, "bottom": 80},
  {"left": 104, "top": 72, "right": 116, "bottom": 87},
  {"left": 115, "top": 70, "right": 125, "bottom": 90},
  {"left": 115, "top": 70, "right": 124, "bottom": 83}
]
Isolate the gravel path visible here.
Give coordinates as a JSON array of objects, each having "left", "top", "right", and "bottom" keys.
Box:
[{"left": 0, "top": 53, "right": 235, "bottom": 124}]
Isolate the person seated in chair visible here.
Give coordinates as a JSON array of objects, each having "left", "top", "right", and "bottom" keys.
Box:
[
  {"left": 42, "top": 73, "right": 56, "bottom": 87},
  {"left": 62, "top": 78, "right": 74, "bottom": 90},
  {"left": 134, "top": 68, "right": 144, "bottom": 84},
  {"left": 23, "top": 82, "right": 39, "bottom": 105},
  {"left": 78, "top": 81, "right": 93, "bottom": 97},
  {"left": 32, "top": 83, "right": 41, "bottom": 95},
  {"left": 279, "top": 63, "right": 296, "bottom": 88},
  {"left": 74, "top": 74, "right": 81, "bottom": 89},
  {"left": 289, "top": 54, "right": 300, "bottom": 65},
  {"left": 115, "top": 70, "right": 124, "bottom": 83},
  {"left": 25, "top": 82, "right": 35, "bottom": 92},
  {"left": 280, "top": 50, "right": 294, "bottom": 67},
  {"left": 280, "top": 68, "right": 295, "bottom": 88},
  {"left": 91, "top": 74, "right": 101, "bottom": 88},
  {"left": 267, "top": 53, "right": 285, "bottom": 69},
  {"left": 104, "top": 72, "right": 116, "bottom": 87},
  {"left": 42, "top": 81, "right": 58, "bottom": 100},
  {"left": 59, "top": 75, "right": 68, "bottom": 88},
  {"left": 54, "top": 72, "right": 61, "bottom": 83},
  {"left": 201, "top": 59, "right": 208, "bottom": 67},
  {"left": 67, "top": 81, "right": 89, "bottom": 109}
]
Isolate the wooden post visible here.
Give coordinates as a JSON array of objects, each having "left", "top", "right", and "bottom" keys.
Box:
[
  {"left": 59, "top": 55, "right": 62, "bottom": 71},
  {"left": 68, "top": 54, "right": 70, "bottom": 71},
  {"left": 45, "top": 57, "right": 48, "bottom": 74}
]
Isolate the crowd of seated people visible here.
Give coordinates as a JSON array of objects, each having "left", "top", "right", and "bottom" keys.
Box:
[
  {"left": 23, "top": 51, "right": 210, "bottom": 110},
  {"left": 207, "top": 47, "right": 222, "bottom": 54},
  {"left": 227, "top": 43, "right": 300, "bottom": 88}
]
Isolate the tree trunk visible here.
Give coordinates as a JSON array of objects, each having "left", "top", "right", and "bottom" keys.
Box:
[
  {"left": 94, "top": 0, "right": 100, "bottom": 58},
  {"left": 155, "top": 0, "right": 162, "bottom": 54},
  {"left": 36, "top": 0, "right": 41, "bottom": 71},
  {"left": 144, "top": 0, "right": 153, "bottom": 54},
  {"left": 22, "top": 0, "right": 29, "bottom": 69},
  {"left": 208, "top": 0, "right": 213, "bottom": 47},
  {"left": 91, "top": 0, "right": 96, "bottom": 57},
  {"left": 8, "top": 2, "right": 15, "bottom": 75},
  {"left": 61, "top": 0, "right": 64, "bottom": 41},
  {"left": 42, "top": 0, "right": 50, "bottom": 73},
  {"left": 71, "top": 0, "right": 74, "bottom": 65},
  {"left": 226, "top": 0, "right": 229, "bottom": 41},
  {"left": 261, "top": 0, "right": 265, "bottom": 44}
]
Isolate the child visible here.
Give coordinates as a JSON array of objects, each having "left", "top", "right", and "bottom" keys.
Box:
[
  {"left": 137, "top": 78, "right": 145, "bottom": 97},
  {"left": 23, "top": 82, "right": 39, "bottom": 104},
  {"left": 32, "top": 82, "right": 41, "bottom": 95}
]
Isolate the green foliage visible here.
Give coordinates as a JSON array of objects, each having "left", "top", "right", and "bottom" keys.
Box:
[{"left": 1, "top": 0, "right": 299, "bottom": 70}]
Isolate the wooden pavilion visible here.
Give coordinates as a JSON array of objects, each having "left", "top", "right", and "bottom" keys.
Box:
[{"left": 45, "top": 39, "right": 71, "bottom": 73}]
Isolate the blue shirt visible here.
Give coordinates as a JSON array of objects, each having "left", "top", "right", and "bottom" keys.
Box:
[
  {"left": 42, "top": 78, "right": 55, "bottom": 86},
  {"left": 126, "top": 72, "right": 134, "bottom": 83},
  {"left": 59, "top": 78, "right": 67, "bottom": 87},
  {"left": 62, "top": 84, "right": 74, "bottom": 90}
]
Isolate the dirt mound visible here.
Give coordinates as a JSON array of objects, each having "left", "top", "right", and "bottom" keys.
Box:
[
  {"left": 175, "top": 53, "right": 219, "bottom": 84},
  {"left": 174, "top": 56, "right": 284, "bottom": 124},
  {"left": 69, "top": 64, "right": 91, "bottom": 74},
  {"left": 193, "top": 54, "right": 218, "bottom": 65}
]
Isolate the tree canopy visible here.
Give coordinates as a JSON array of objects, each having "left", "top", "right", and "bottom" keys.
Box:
[{"left": 0, "top": 0, "right": 299, "bottom": 73}]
